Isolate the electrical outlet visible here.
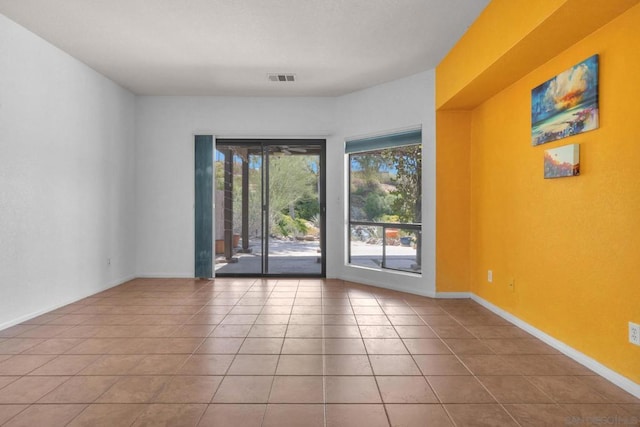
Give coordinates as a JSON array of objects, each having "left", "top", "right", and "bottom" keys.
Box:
[
  {"left": 508, "top": 278, "right": 515, "bottom": 292},
  {"left": 487, "top": 270, "right": 493, "bottom": 283},
  {"left": 630, "top": 322, "right": 640, "bottom": 346}
]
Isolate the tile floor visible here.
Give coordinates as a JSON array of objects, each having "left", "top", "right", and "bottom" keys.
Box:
[{"left": 0, "top": 278, "right": 638, "bottom": 426}]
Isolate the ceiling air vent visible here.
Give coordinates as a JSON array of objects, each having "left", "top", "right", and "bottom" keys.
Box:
[{"left": 268, "top": 73, "right": 296, "bottom": 82}]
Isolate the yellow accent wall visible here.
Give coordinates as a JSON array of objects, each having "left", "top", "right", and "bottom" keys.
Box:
[
  {"left": 437, "top": 0, "right": 640, "bottom": 110},
  {"left": 436, "top": 2, "right": 640, "bottom": 383},
  {"left": 436, "top": 111, "right": 471, "bottom": 292}
]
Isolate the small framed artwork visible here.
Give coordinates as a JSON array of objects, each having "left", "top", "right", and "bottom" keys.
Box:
[
  {"left": 544, "top": 144, "right": 580, "bottom": 179},
  {"left": 531, "top": 55, "right": 599, "bottom": 146}
]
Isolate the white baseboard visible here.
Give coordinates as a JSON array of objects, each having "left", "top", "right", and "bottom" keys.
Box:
[
  {"left": 471, "top": 294, "right": 640, "bottom": 399},
  {"left": 0, "top": 275, "right": 135, "bottom": 331},
  {"left": 135, "top": 273, "right": 194, "bottom": 279},
  {"left": 339, "top": 272, "right": 436, "bottom": 298},
  {"left": 435, "top": 292, "right": 472, "bottom": 299}
]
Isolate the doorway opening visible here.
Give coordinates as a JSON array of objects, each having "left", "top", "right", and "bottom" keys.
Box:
[{"left": 213, "top": 139, "right": 325, "bottom": 277}]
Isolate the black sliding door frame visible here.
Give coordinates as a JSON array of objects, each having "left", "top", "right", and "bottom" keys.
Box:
[{"left": 213, "top": 138, "right": 326, "bottom": 278}]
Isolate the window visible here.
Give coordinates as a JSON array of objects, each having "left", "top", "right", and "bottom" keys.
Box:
[{"left": 347, "top": 129, "right": 422, "bottom": 274}]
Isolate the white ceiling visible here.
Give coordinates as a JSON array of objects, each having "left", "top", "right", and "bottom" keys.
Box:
[{"left": 0, "top": 0, "right": 489, "bottom": 96}]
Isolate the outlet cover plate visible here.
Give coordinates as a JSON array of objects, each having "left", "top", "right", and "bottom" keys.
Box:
[{"left": 629, "top": 322, "right": 640, "bottom": 346}]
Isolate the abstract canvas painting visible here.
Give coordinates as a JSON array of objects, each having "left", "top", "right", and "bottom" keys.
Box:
[
  {"left": 532, "top": 55, "right": 599, "bottom": 146},
  {"left": 544, "top": 144, "right": 580, "bottom": 179}
]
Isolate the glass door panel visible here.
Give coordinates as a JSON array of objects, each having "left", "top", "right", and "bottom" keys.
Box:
[
  {"left": 214, "top": 144, "right": 263, "bottom": 274},
  {"left": 266, "top": 145, "right": 322, "bottom": 275}
]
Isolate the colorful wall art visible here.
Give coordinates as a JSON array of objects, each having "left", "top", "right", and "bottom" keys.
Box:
[
  {"left": 531, "top": 55, "right": 599, "bottom": 146},
  {"left": 544, "top": 144, "right": 580, "bottom": 179}
]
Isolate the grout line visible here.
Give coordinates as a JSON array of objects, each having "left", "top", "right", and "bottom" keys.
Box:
[
  {"left": 321, "top": 281, "right": 328, "bottom": 427},
  {"left": 260, "top": 278, "right": 296, "bottom": 427},
  {"left": 350, "top": 291, "right": 392, "bottom": 426}
]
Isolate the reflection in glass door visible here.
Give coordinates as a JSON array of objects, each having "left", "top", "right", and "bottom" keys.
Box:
[{"left": 214, "top": 140, "right": 325, "bottom": 277}]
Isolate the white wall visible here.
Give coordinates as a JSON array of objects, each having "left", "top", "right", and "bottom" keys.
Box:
[
  {"left": 0, "top": 15, "right": 136, "bottom": 328},
  {"left": 134, "top": 70, "right": 435, "bottom": 297},
  {"left": 333, "top": 71, "right": 436, "bottom": 295},
  {"left": 134, "top": 96, "right": 336, "bottom": 276}
]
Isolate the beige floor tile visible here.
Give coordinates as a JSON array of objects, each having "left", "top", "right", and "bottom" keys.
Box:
[
  {"left": 198, "top": 404, "right": 265, "bottom": 427},
  {"left": 16, "top": 325, "right": 72, "bottom": 338},
  {"left": 196, "top": 337, "right": 244, "bottom": 354},
  {"left": 227, "top": 354, "right": 279, "bottom": 375},
  {"left": 262, "top": 404, "right": 324, "bottom": 427},
  {"left": 78, "top": 354, "right": 145, "bottom": 375},
  {"left": 96, "top": 376, "right": 169, "bottom": 403},
  {"left": 527, "top": 376, "right": 610, "bottom": 403},
  {"left": 430, "top": 325, "right": 475, "bottom": 339},
  {"left": 458, "top": 354, "right": 523, "bottom": 375},
  {"left": 387, "top": 315, "right": 426, "bottom": 326},
  {"left": 29, "top": 355, "right": 100, "bottom": 375},
  {"left": 369, "top": 355, "right": 421, "bottom": 375},
  {"left": 0, "top": 325, "right": 38, "bottom": 338},
  {"left": 324, "top": 338, "right": 366, "bottom": 354},
  {"left": 22, "top": 338, "right": 85, "bottom": 354},
  {"left": 322, "top": 315, "right": 357, "bottom": 325},
  {"left": 255, "top": 314, "right": 291, "bottom": 325},
  {"left": 325, "top": 404, "right": 389, "bottom": 427},
  {"left": 576, "top": 376, "right": 640, "bottom": 403},
  {"left": 239, "top": 337, "right": 284, "bottom": 354},
  {"left": 503, "top": 403, "right": 569, "bottom": 426},
  {"left": 0, "top": 376, "right": 20, "bottom": 389},
  {"left": 445, "top": 403, "right": 518, "bottom": 426},
  {"left": 2, "top": 404, "right": 86, "bottom": 427},
  {"left": 443, "top": 338, "right": 494, "bottom": 355},
  {"left": 178, "top": 354, "right": 235, "bottom": 375},
  {"left": 619, "top": 404, "right": 640, "bottom": 417},
  {"left": 394, "top": 325, "right": 437, "bottom": 339},
  {"left": 325, "top": 376, "right": 382, "bottom": 403},
  {"left": 39, "top": 376, "right": 118, "bottom": 403},
  {"left": 134, "top": 337, "right": 203, "bottom": 354},
  {"left": 281, "top": 338, "right": 324, "bottom": 354},
  {"left": 364, "top": 338, "right": 408, "bottom": 354},
  {"left": 325, "top": 354, "right": 373, "bottom": 375},
  {"left": 427, "top": 376, "right": 496, "bottom": 403},
  {"left": 0, "top": 405, "right": 28, "bottom": 425},
  {"left": 403, "top": 338, "right": 451, "bottom": 355},
  {"left": 286, "top": 325, "right": 323, "bottom": 338},
  {"left": 212, "top": 376, "right": 273, "bottom": 403},
  {"left": 154, "top": 375, "right": 223, "bottom": 403},
  {"left": 276, "top": 354, "right": 324, "bottom": 375},
  {"left": 248, "top": 324, "right": 288, "bottom": 337},
  {"left": 385, "top": 404, "right": 453, "bottom": 426},
  {"left": 477, "top": 375, "right": 554, "bottom": 403},
  {"left": 132, "top": 404, "right": 207, "bottom": 427},
  {"left": 561, "top": 403, "right": 635, "bottom": 421},
  {"left": 360, "top": 325, "right": 399, "bottom": 338},
  {"left": 0, "top": 355, "right": 56, "bottom": 375},
  {"left": 483, "top": 338, "right": 559, "bottom": 355},
  {"left": 0, "top": 376, "right": 69, "bottom": 403},
  {"left": 128, "top": 354, "right": 190, "bottom": 375},
  {"left": 377, "top": 376, "right": 438, "bottom": 403},
  {"left": 269, "top": 376, "right": 324, "bottom": 403},
  {"left": 171, "top": 324, "right": 216, "bottom": 337},
  {"left": 67, "top": 403, "right": 148, "bottom": 427},
  {"left": 413, "top": 354, "right": 471, "bottom": 375},
  {"left": 210, "top": 324, "right": 252, "bottom": 337}
]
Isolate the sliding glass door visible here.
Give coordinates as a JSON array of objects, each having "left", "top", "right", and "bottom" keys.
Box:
[{"left": 209, "top": 139, "right": 325, "bottom": 277}]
